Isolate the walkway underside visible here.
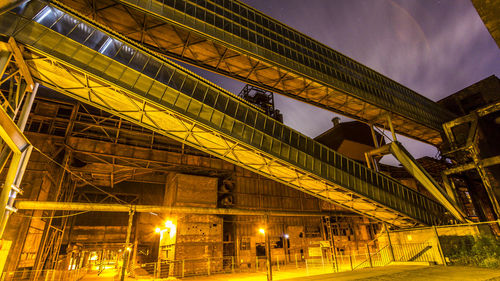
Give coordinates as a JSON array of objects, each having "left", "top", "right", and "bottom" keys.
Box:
[
  {"left": 0, "top": 2, "right": 451, "bottom": 227},
  {"left": 54, "top": 0, "right": 456, "bottom": 145}
]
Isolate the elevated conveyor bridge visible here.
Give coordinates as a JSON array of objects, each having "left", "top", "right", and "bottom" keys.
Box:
[
  {"left": 0, "top": 1, "right": 454, "bottom": 227},
  {"left": 54, "top": 0, "right": 457, "bottom": 145}
]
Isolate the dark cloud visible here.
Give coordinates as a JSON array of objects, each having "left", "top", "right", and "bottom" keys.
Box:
[{"left": 186, "top": 0, "right": 500, "bottom": 164}]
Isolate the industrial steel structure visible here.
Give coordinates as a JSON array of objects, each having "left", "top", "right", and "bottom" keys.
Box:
[
  {"left": 0, "top": 1, "right": 457, "bottom": 228},
  {"left": 0, "top": 0, "right": 498, "bottom": 280}
]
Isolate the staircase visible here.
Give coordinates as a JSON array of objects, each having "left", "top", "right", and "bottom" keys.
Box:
[{"left": 141, "top": 262, "right": 170, "bottom": 279}]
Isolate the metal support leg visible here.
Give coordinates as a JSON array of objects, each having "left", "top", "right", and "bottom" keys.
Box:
[
  {"left": 120, "top": 210, "right": 134, "bottom": 281},
  {"left": 386, "top": 114, "right": 397, "bottom": 142},
  {"left": 0, "top": 83, "right": 37, "bottom": 238}
]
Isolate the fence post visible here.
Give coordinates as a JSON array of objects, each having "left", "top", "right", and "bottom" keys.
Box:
[
  {"left": 305, "top": 259, "right": 308, "bottom": 275},
  {"left": 295, "top": 253, "right": 298, "bottom": 268},
  {"left": 433, "top": 226, "right": 447, "bottom": 266},
  {"left": 367, "top": 245, "right": 373, "bottom": 268},
  {"left": 256, "top": 256, "right": 259, "bottom": 271},
  {"left": 231, "top": 256, "right": 235, "bottom": 273},
  {"left": 276, "top": 256, "right": 279, "bottom": 271},
  {"left": 349, "top": 255, "right": 353, "bottom": 271},
  {"left": 182, "top": 260, "right": 185, "bottom": 278},
  {"left": 207, "top": 257, "right": 211, "bottom": 275},
  {"left": 321, "top": 252, "right": 325, "bottom": 268}
]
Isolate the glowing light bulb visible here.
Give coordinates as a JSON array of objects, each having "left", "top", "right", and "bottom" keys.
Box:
[
  {"left": 165, "top": 220, "right": 174, "bottom": 228},
  {"left": 259, "top": 228, "right": 265, "bottom": 234},
  {"left": 155, "top": 227, "right": 161, "bottom": 233}
]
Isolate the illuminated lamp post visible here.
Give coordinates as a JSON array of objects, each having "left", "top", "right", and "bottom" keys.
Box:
[
  {"left": 154, "top": 219, "right": 177, "bottom": 278},
  {"left": 259, "top": 215, "right": 272, "bottom": 281}
]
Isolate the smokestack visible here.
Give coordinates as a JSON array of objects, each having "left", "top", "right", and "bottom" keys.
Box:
[{"left": 331, "top": 117, "right": 340, "bottom": 127}]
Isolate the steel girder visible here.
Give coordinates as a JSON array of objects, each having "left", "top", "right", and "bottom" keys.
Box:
[
  {"left": 54, "top": 0, "right": 456, "bottom": 145},
  {"left": 0, "top": 3, "right": 450, "bottom": 227}
]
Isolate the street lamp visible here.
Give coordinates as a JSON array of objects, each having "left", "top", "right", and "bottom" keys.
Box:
[
  {"left": 154, "top": 219, "right": 177, "bottom": 278},
  {"left": 259, "top": 223, "right": 272, "bottom": 281}
]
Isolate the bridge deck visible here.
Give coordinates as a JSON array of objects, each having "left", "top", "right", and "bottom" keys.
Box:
[{"left": 1, "top": 2, "right": 450, "bottom": 226}]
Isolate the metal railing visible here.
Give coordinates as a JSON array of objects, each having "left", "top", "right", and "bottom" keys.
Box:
[
  {"left": 1, "top": 268, "right": 87, "bottom": 281},
  {"left": 392, "top": 242, "right": 435, "bottom": 263}
]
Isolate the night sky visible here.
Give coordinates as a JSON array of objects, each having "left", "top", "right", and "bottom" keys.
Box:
[{"left": 180, "top": 0, "right": 500, "bottom": 165}]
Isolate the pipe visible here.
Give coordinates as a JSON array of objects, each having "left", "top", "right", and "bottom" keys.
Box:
[{"left": 15, "top": 201, "right": 358, "bottom": 217}]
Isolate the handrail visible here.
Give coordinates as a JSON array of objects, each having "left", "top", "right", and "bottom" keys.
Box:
[{"left": 352, "top": 245, "right": 389, "bottom": 270}]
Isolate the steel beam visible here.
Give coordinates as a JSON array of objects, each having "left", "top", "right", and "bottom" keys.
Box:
[{"left": 389, "top": 141, "right": 466, "bottom": 222}]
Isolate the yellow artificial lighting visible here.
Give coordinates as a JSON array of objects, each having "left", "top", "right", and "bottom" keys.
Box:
[
  {"left": 259, "top": 228, "right": 265, "bottom": 234},
  {"left": 165, "top": 220, "right": 174, "bottom": 228},
  {"left": 155, "top": 227, "right": 161, "bottom": 233},
  {"left": 126, "top": 247, "right": 131, "bottom": 252}
]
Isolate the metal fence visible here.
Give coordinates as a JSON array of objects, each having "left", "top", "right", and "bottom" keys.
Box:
[{"left": 1, "top": 268, "right": 87, "bottom": 281}]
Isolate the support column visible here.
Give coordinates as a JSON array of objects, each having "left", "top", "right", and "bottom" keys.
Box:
[
  {"left": 120, "top": 210, "right": 134, "bottom": 281},
  {"left": 386, "top": 114, "right": 397, "bottom": 142},
  {"left": 0, "top": 81, "right": 37, "bottom": 238},
  {"left": 265, "top": 215, "right": 272, "bottom": 281}
]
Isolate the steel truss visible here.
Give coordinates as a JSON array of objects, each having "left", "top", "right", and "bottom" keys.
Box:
[
  {"left": 442, "top": 101, "right": 500, "bottom": 221},
  {"left": 0, "top": 3, "right": 450, "bottom": 227},
  {"left": 0, "top": 37, "right": 35, "bottom": 237}
]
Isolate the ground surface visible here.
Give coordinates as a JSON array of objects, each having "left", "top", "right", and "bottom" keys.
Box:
[{"left": 79, "top": 265, "right": 500, "bottom": 281}]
